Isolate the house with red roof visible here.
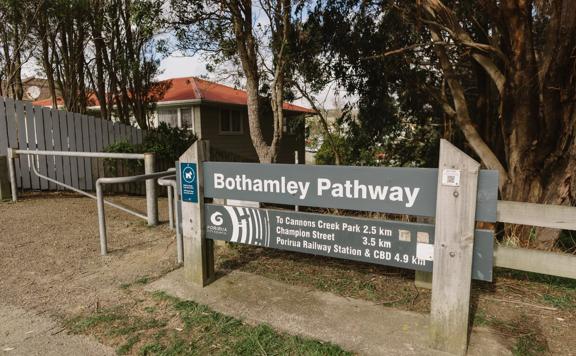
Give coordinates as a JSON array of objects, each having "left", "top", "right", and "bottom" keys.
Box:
[{"left": 34, "top": 77, "right": 314, "bottom": 163}]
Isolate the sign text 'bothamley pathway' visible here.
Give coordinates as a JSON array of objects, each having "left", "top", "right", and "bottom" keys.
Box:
[
  {"left": 213, "top": 174, "right": 421, "bottom": 207},
  {"left": 204, "top": 162, "right": 498, "bottom": 221}
]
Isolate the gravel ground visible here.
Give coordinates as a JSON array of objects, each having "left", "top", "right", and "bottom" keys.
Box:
[{"left": 0, "top": 192, "right": 179, "bottom": 355}]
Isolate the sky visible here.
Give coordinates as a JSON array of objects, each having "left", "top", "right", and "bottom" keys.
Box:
[{"left": 157, "top": 53, "right": 347, "bottom": 110}]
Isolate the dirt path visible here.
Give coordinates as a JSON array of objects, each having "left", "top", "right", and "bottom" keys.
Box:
[
  {"left": 0, "top": 193, "right": 179, "bottom": 353},
  {"left": 0, "top": 304, "right": 114, "bottom": 356}
]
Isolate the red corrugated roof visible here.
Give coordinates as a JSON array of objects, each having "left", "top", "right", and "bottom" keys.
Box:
[{"left": 33, "top": 77, "right": 315, "bottom": 114}]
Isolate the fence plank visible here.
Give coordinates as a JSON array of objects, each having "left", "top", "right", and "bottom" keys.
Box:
[
  {"left": 59, "top": 110, "right": 72, "bottom": 186},
  {"left": 0, "top": 98, "right": 8, "bottom": 156},
  {"left": 52, "top": 109, "right": 64, "bottom": 187},
  {"left": 120, "top": 124, "right": 127, "bottom": 141},
  {"left": 131, "top": 126, "right": 138, "bottom": 145},
  {"left": 88, "top": 116, "right": 98, "bottom": 190},
  {"left": 69, "top": 112, "right": 80, "bottom": 189},
  {"left": 497, "top": 200, "right": 576, "bottom": 231},
  {"left": 25, "top": 103, "right": 40, "bottom": 190},
  {"left": 494, "top": 245, "right": 576, "bottom": 280},
  {"left": 74, "top": 113, "right": 87, "bottom": 189},
  {"left": 82, "top": 115, "right": 93, "bottom": 190},
  {"left": 16, "top": 101, "right": 31, "bottom": 189},
  {"left": 42, "top": 107, "right": 56, "bottom": 189},
  {"left": 35, "top": 107, "right": 49, "bottom": 190},
  {"left": 136, "top": 128, "right": 143, "bottom": 144},
  {"left": 94, "top": 118, "right": 104, "bottom": 183}
]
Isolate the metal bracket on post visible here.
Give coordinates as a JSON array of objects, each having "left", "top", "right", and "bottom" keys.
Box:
[
  {"left": 429, "top": 139, "right": 480, "bottom": 355},
  {"left": 6, "top": 148, "right": 18, "bottom": 202},
  {"left": 180, "top": 140, "right": 215, "bottom": 286},
  {"left": 144, "top": 152, "right": 158, "bottom": 226}
]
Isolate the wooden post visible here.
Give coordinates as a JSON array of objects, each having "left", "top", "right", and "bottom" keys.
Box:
[
  {"left": 430, "top": 139, "right": 479, "bottom": 355},
  {"left": 180, "top": 140, "right": 215, "bottom": 286}
]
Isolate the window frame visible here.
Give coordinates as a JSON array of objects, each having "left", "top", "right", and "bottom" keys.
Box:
[{"left": 219, "top": 107, "right": 244, "bottom": 135}]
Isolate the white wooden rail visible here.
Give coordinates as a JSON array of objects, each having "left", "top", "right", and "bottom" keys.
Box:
[{"left": 494, "top": 200, "right": 576, "bottom": 279}]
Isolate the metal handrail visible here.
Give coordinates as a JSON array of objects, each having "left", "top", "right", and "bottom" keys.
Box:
[
  {"left": 96, "top": 169, "right": 175, "bottom": 255},
  {"left": 14, "top": 149, "right": 145, "bottom": 160},
  {"left": 30, "top": 159, "right": 147, "bottom": 220}
]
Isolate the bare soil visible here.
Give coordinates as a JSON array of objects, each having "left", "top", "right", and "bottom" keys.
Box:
[{"left": 0, "top": 193, "right": 575, "bottom": 355}]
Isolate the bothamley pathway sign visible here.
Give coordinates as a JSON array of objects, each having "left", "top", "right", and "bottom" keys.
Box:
[
  {"left": 179, "top": 139, "right": 499, "bottom": 355},
  {"left": 203, "top": 162, "right": 498, "bottom": 221}
]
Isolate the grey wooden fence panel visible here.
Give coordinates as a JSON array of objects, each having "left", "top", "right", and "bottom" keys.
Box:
[
  {"left": 68, "top": 112, "right": 80, "bottom": 189},
  {"left": 35, "top": 108, "right": 49, "bottom": 190},
  {"left": 0, "top": 100, "right": 8, "bottom": 156},
  {"left": 16, "top": 101, "right": 31, "bottom": 189},
  {"left": 25, "top": 103, "right": 40, "bottom": 190},
  {"left": 43, "top": 108, "right": 57, "bottom": 189},
  {"left": 5, "top": 99, "right": 21, "bottom": 188},
  {"left": 59, "top": 110, "right": 72, "bottom": 186},
  {"left": 1, "top": 99, "right": 147, "bottom": 193},
  {"left": 52, "top": 110, "right": 64, "bottom": 187}
]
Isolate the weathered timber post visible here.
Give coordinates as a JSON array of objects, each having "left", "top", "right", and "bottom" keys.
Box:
[
  {"left": 144, "top": 152, "right": 158, "bottom": 226},
  {"left": 430, "top": 139, "right": 480, "bottom": 355},
  {"left": 179, "top": 140, "right": 215, "bottom": 286}
]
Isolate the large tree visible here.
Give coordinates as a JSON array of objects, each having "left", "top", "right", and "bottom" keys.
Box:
[
  {"left": 306, "top": 0, "right": 575, "bottom": 247},
  {"left": 171, "top": 0, "right": 297, "bottom": 163}
]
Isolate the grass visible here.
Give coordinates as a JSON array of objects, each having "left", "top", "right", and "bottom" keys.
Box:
[{"left": 66, "top": 290, "right": 351, "bottom": 356}]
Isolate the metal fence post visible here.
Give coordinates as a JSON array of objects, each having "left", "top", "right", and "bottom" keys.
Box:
[
  {"left": 429, "top": 139, "right": 479, "bottom": 355},
  {"left": 7, "top": 148, "right": 17, "bottom": 202},
  {"left": 167, "top": 185, "right": 174, "bottom": 229},
  {"left": 96, "top": 181, "right": 108, "bottom": 255},
  {"left": 144, "top": 152, "right": 158, "bottom": 226}
]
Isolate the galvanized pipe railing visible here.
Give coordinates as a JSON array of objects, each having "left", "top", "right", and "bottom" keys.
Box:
[
  {"left": 29, "top": 158, "right": 148, "bottom": 220},
  {"left": 96, "top": 169, "right": 175, "bottom": 255},
  {"left": 7, "top": 148, "right": 159, "bottom": 227},
  {"left": 158, "top": 175, "right": 183, "bottom": 264}
]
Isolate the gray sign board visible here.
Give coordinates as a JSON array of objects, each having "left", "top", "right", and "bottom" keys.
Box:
[
  {"left": 205, "top": 204, "right": 493, "bottom": 281},
  {"left": 203, "top": 163, "right": 498, "bottom": 222}
]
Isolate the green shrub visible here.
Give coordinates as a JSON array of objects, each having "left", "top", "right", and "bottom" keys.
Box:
[
  {"left": 103, "top": 123, "right": 197, "bottom": 167},
  {"left": 140, "top": 122, "right": 197, "bottom": 162}
]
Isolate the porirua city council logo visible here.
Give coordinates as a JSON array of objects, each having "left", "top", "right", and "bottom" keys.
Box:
[
  {"left": 182, "top": 166, "right": 196, "bottom": 184},
  {"left": 210, "top": 212, "right": 224, "bottom": 226},
  {"left": 207, "top": 211, "right": 227, "bottom": 235}
]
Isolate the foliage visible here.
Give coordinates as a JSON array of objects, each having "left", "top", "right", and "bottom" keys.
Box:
[
  {"left": 140, "top": 122, "right": 197, "bottom": 163},
  {"left": 104, "top": 123, "right": 197, "bottom": 169}
]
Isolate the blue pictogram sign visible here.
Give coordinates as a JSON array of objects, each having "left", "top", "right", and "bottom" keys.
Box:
[{"left": 180, "top": 162, "right": 198, "bottom": 203}]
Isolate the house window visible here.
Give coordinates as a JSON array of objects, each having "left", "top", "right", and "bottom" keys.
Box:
[
  {"left": 158, "top": 108, "right": 178, "bottom": 127},
  {"left": 220, "top": 108, "right": 243, "bottom": 134},
  {"left": 180, "top": 108, "right": 194, "bottom": 130}
]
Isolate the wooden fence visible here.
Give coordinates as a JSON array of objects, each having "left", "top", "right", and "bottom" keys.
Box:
[
  {"left": 0, "top": 97, "right": 146, "bottom": 193},
  {"left": 494, "top": 201, "right": 576, "bottom": 279}
]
